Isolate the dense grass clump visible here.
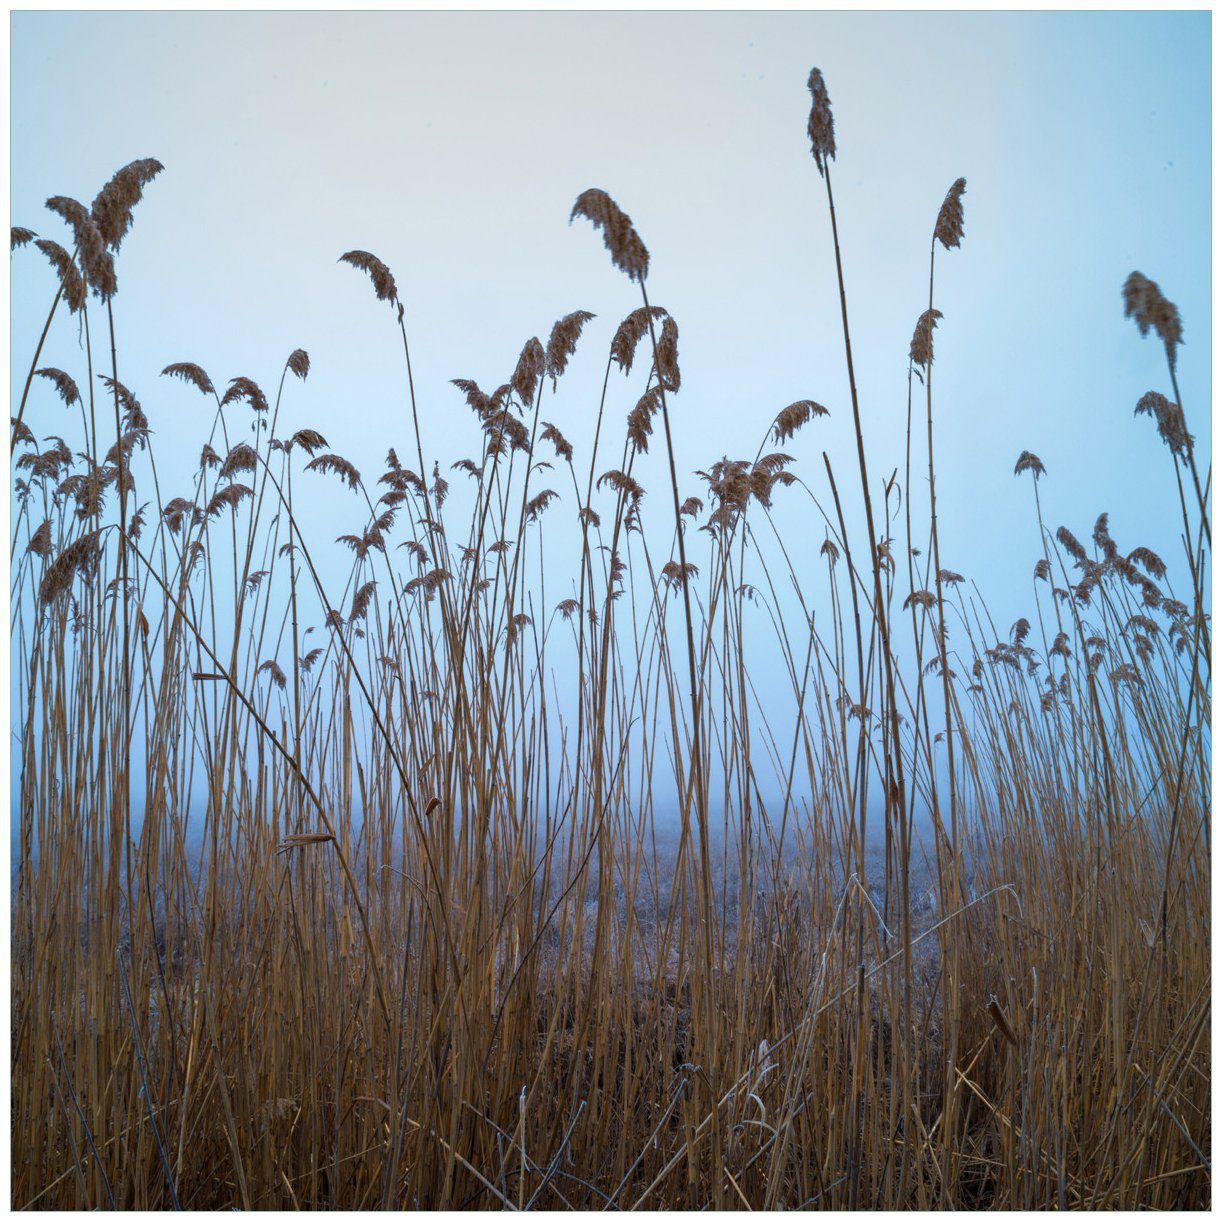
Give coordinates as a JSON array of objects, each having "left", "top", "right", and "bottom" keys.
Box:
[{"left": 10, "top": 72, "right": 1209, "bottom": 1210}]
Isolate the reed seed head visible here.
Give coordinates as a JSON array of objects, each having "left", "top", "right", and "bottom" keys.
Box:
[
  {"left": 34, "top": 239, "right": 86, "bottom": 313},
  {"left": 934, "top": 178, "right": 967, "bottom": 250},
  {"left": 1135, "top": 390, "right": 1192, "bottom": 458},
  {"left": 1014, "top": 451, "right": 1045, "bottom": 479},
  {"left": 570, "top": 189, "right": 650, "bottom": 283},
  {"left": 512, "top": 337, "right": 545, "bottom": 406},
  {"left": 611, "top": 306, "right": 667, "bottom": 374},
  {"left": 162, "top": 362, "right": 215, "bottom": 396},
  {"left": 545, "top": 310, "right": 596, "bottom": 384},
  {"left": 1123, "top": 271, "right": 1182, "bottom": 364},
  {"left": 909, "top": 308, "right": 942, "bottom": 367},
  {"left": 339, "top": 250, "right": 399, "bottom": 306},
  {"left": 90, "top": 158, "right": 164, "bottom": 251},
  {"left": 35, "top": 368, "right": 81, "bottom": 407},
  {"left": 806, "top": 68, "right": 836, "bottom": 177},
  {"left": 772, "top": 399, "right": 829, "bottom": 445}
]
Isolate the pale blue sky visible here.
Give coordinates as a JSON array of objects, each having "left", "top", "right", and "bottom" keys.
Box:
[{"left": 11, "top": 10, "right": 1211, "bottom": 636}]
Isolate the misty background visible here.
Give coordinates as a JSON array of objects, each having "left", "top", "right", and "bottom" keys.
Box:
[{"left": 10, "top": 10, "right": 1211, "bottom": 842}]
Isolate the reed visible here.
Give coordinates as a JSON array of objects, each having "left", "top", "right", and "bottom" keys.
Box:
[{"left": 10, "top": 68, "right": 1209, "bottom": 1210}]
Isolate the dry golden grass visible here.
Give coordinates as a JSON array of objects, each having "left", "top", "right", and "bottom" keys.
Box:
[{"left": 10, "top": 67, "right": 1209, "bottom": 1210}]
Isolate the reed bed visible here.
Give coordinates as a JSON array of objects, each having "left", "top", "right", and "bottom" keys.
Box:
[{"left": 10, "top": 70, "right": 1210, "bottom": 1210}]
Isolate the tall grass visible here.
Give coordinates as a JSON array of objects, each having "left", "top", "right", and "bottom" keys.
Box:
[{"left": 10, "top": 72, "right": 1210, "bottom": 1210}]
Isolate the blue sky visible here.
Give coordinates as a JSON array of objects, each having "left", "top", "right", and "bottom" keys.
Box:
[{"left": 11, "top": 10, "right": 1211, "bottom": 645}]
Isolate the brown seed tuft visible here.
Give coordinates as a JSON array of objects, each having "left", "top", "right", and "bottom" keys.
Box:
[
  {"left": 545, "top": 310, "right": 596, "bottom": 384},
  {"left": 1014, "top": 451, "right": 1045, "bottom": 479},
  {"left": 205, "top": 484, "right": 253, "bottom": 519},
  {"left": 305, "top": 453, "right": 362, "bottom": 490},
  {"left": 934, "top": 178, "right": 967, "bottom": 250},
  {"left": 162, "top": 362, "right": 215, "bottom": 395},
  {"left": 35, "top": 368, "right": 81, "bottom": 407},
  {"left": 27, "top": 519, "right": 52, "bottom": 558},
  {"left": 287, "top": 349, "right": 310, "bottom": 380},
  {"left": 539, "top": 422, "right": 573, "bottom": 463},
  {"left": 221, "top": 377, "right": 270, "bottom": 413},
  {"left": 909, "top": 309, "right": 943, "bottom": 367},
  {"left": 1134, "top": 390, "right": 1192, "bottom": 458},
  {"left": 525, "top": 489, "right": 559, "bottom": 523},
  {"left": 570, "top": 189, "right": 650, "bottom": 283},
  {"left": 39, "top": 530, "right": 102, "bottom": 604},
  {"left": 257, "top": 659, "right": 287, "bottom": 689},
  {"left": 90, "top": 159, "right": 163, "bottom": 251},
  {"left": 220, "top": 443, "right": 258, "bottom": 479},
  {"left": 773, "top": 399, "right": 829, "bottom": 445},
  {"left": 34, "top": 240, "right": 86, "bottom": 313},
  {"left": 289, "top": 428, "right": 328, "bottom": 455},
  {"left": 350, "top": 580, "right": 377, "bottom": 623},
  {"left": 1123, "top": 272, "right": 1182, "bottom": 364},
  {"left": 512, "top": 337, "right": 545, "bottom": 406},
  {"left": 11, "top": 226, "right": 36, "bottom": 250},
  {"left": 627, "top": 385, "right": 664, "bottom": 454},
  {"left": 46, "top": 196, "right": 115, "bottom": 297},
  {"left": 806, "top": 68, "right": 836, "bottom": 177},
  {"left": 610, "top": 306, "right": 668, "bottom": 374},
  {"left": 339, "top": 250, "right": 399, "bottom": 305}
]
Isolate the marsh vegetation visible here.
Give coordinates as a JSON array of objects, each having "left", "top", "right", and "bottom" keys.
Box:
[{"left": 10, "top": 70, "right": 1210, "bottom": 1209}]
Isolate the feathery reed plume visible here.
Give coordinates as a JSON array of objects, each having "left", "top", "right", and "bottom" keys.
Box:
[
  {"left": 627, "top": 385, "right": 664, "bottom": 454},
  {"left": 339, "top": 250, "right": 398, "bottom": 305},
  {"left": 1056, "top": 526, "right": 1088, "bottom": 565},
  {"left": 806, "top": 68, "right": 836, "bottom": 176},
  {"left": 11, "top": 226, "right": 36, "bottom": 249},
  {"left": 161, "top": 362, "right": 215, "bottom": 395},
  {"left": 570, "top": 188, "right": 650, "bottom": 282},
  {"left": 205, "top": 484, "right": 253, "bottom": 519},
  {"left": 220, "top": 444, "right": 259, "bottom": 479},
  {"left": 660, "top": 560, "right": 698, "bottom": 591},
  {"left": 161, "top": 498, "right": 200, "bottom": 533},
  {"left": 772, "top": 399, "right": 828, "bottom": 444},
  {"left": 1123, "top": 271, "right": 1183, "bottom": 364},
  {"left": 1134, "top": 390, "right": 1192, "bottom": 458},
  {"left": 98, "top": 377, "right": 148, "bottom": 432},
  {"left": 221, "top": 377, "right": 270, "bottom": 413},
  {"left": 903, "top": 589, "right": 936, "bottom": 611},
  {"left": 289, "top": 428, "right": 328, "bottom": 455},
  {"left": 45, "top": 196, "right": 115, "bottom": 297},
  {"left": 287, "top": 349, "right": 310, "bottom": 380},
  {"left": 654, "top": 316, "right": 681, "bottom": 391},
  {"left": 525, "top": 489, "right": 559, "bottom": 523},
  {"left": 545, "top": 309, "right": 596, "bottom": 384},
  {"left": 89, "top": 158, "right": 164, "bottom": 250},
  {"left": 610, "top": 305, "right": 667, "bottom": 373},
  {"left": 909, "top": 308, "right": 942, "bottom": 367},
  {"left": 934, "top": 177, "right": 967, "bottom": 250},
  {"left": 305, "top": 453, "right": 362, "bottom": 490},
  {"left": 257, "top": 659, "right": 287, "bottom": 689},
  {"left": 39, "top": 530, "right": 102, "bottom": 604},
  {"left": 26, "top": 520, "right": 51, "bottom": 557},
  {"left": 597, "top": 468, "right": 645, "bottom": 504},
  {"left": 1013, "top": 450, "right": 1046, "bottom": 478},
  {"left": 34, "top": 240, "right": 86, "bottom": 313},
  {"left": 34, "top": 368, "right": 81, "bottom": 407},
  {"left": 1128, "top": 546, "right": 1167, "bottom": 580},
  {"left": 350, "top": 580, "right": 377, "bottom": 623},
  {"left": 512, "top": 337, "right": 545, "bottom": 406},
  {"left": 539, "top": 422, "right": 573, "bottom": 462}
]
